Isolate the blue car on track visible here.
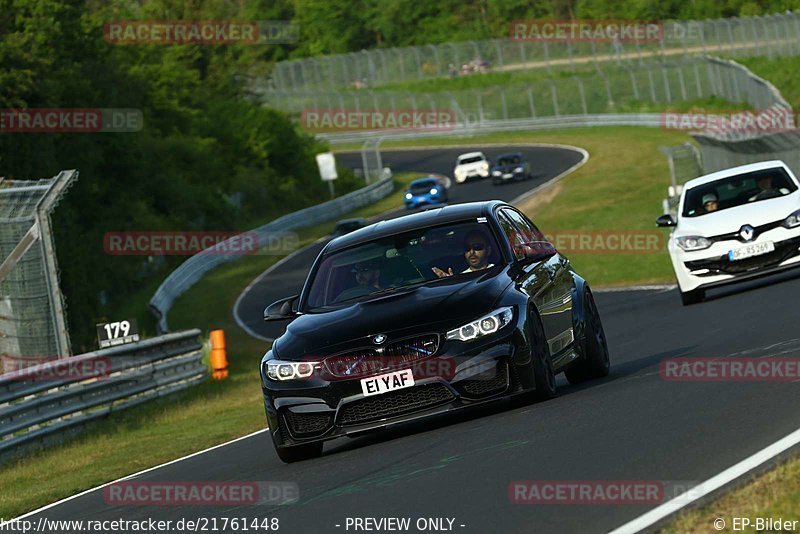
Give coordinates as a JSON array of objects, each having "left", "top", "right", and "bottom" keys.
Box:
[{"left": 404, "top": 176, "right": 448, "bottom": 209}]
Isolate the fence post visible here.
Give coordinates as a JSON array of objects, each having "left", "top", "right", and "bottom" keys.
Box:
[{"left": 527, "top": 85, "right": 536, "bottom": 118}]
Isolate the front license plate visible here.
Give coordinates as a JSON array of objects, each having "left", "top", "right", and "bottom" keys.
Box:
[
  {"left": 360, "top": 369, "right": 415, "bottom": 397},
  {"left": 728, "top": 241, "right": 775, "bottom": 261}
]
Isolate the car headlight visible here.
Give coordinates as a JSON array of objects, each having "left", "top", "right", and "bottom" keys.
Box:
[
  {"left": 454, "top": 168, "right": 464, "bottom": 177},
  {"left": 446, "top": 307, "right": 514, "bottom": 342},
  {"left": 783, "top": 209, "right": 800, "bottom": 228},
  {"left": 405, "top": 193, "right": 413, "bottom": 200},
  {"left": 675, "top": 236, "right": 712, "bottom": 252},
  {"left": 430, "top": 188, "right": 438, "bottom": 195},
  {"left": 492, "top": 170, "right": 501, "bottom": 176},
  {"left": 514, "top": 167, "right": 524, "bottom": 173},
  {"left": 481, "top": 162, "right": 488, "bottom": 170},
  {"left": 265, "top": 360, "right": 318, "bottom": 381}
]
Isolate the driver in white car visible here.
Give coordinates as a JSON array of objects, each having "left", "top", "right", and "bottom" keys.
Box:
[{"left": 749, "top": 175, "right": 791, "bottom": 202}]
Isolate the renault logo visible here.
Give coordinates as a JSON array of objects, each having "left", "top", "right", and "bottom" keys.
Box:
[
  {"left": 739, "top": 224, "right": 755, "bottom": 242},
  {"left": 372, "top": 334, "right": 387, "bottom": 345}
]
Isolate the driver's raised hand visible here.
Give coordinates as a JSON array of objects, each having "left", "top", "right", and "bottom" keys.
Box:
[{"left": 432, "top": 267, "right": 454, "bottom": 278}]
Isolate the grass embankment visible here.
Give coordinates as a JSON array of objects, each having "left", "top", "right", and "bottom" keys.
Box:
[{"left": 0, "top": 171, "right": 424, "bottom": 518}]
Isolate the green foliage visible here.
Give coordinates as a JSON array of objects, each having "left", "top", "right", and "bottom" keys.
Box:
[{"left": 0, "top": 0, "right": 344, "bottom": 351}]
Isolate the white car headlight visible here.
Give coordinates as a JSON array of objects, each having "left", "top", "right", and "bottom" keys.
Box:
[
  {"left": 514, "top": 167, "right": 524, "bottom": 173},
  {"left": 430, "top": 188, "right": 438, "bottom": 195},
  {"left": 783, "top": 209, "right": 800, "bottom": 228},
  {"left": 446, "top": 307, "right": 514, "bottom": 342},
  {"left": 265, "top": 360, "right": 318, "bottom": 381},
  {"left": 481, "top": 162, "right": 489, "bottom": 170},
  {"left": 676, "top": 236, "right": 712, "bottom": 252},
  {"left": 405, "top": 193, "right": 413, "bottom": 200},
  {"left": 492, "top": 171, "right": 501, "bottom": 176}
]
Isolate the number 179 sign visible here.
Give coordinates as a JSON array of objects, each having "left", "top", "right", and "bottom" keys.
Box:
[{"left": 96, "top": 319, "right": 140, "bottom": 348}]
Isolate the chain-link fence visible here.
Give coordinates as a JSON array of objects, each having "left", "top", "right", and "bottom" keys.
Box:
[
  {"left": 266, "top": 12, "right": 800, "bottom": 92},
  {"left": 267, "top": 56, "right": 786, "bottom": 138},
  {"left": 0, "top": 171, "right": 76, "bottom": 372}
]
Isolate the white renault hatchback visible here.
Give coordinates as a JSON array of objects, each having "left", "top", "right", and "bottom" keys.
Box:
[{"left": 657, "top": 160, "right": 800, "bottom": 305}]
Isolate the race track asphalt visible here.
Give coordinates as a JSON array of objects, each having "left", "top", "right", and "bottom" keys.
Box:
[{"left": 20, "top": 145, "right": 800, "bottom": 534}]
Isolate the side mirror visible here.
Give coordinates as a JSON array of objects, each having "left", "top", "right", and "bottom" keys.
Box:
[
  {"left": 264, "top": 294, "right": 300, "bottom": 322},
  {"left": 518, "top": 241, "right": 556, "bottom": 261},
  {"left": 656, "top": 214, "right": 677, "bottom": 228}
]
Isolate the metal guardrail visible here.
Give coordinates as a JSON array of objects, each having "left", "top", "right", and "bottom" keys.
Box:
[
  {"left": 149, "top": 174, "right": 395, "bottom": 333},
  {"left": 0, "top": 329, "right": 205, "bottom": 463},
  {"left": 320, "top": 113, "right": 666, "bottom": 145}
]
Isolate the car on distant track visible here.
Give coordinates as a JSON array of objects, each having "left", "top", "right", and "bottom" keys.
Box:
[
  {"left": 453, "top": 152, "right": 490, "bottom": 183},
  {"left": 260, "top": 200, "right": 611, "bottom": 462},
  {"left": 404, "top": 176, "right": 448, "bottom": 209},
  {"left": 491, "top": 153, "right": 532, "bottom": 185},
  {"left": 658, "top": 160, "right": 800, "bottom": 305},
  {"left": 332, "top": 218, "right": 367, "bottom": 237}
]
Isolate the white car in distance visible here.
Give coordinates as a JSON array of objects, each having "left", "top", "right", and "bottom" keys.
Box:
[
  {"left": 453, "top": 152, "right": 490, "bottom": 184},
  {"left": 657, "top": 160, "right": 800, "bottom": 305}
]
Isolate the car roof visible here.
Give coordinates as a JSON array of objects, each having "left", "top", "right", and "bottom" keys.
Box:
[
  {"left": 336, "top": 217, "right": 365, "bottom": 225},
  {"left": 457, "top": 152, "right": 485, "bottom": 160},
  {"left": 410, "top": 177, "right": 437, "bottom": 185},
  {"left": 326, "top": 200, "right": 507, "bottom": 252},
  {"left": 684, "top": 160, "right": 795, "bottom": 190},
  {"left": 497, "top": 152, "right": 522, "bottom": 159}
]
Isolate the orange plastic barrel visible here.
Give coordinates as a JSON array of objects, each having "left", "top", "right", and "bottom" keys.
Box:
[{"left": 209, "top": 329, "right": 229, "bottom": 380}]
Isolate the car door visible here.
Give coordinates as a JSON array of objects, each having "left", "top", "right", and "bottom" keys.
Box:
[{"left": 497, "top": 208, "right": 575, "bottom": 363}]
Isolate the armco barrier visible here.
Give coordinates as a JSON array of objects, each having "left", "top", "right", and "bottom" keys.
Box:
[
  {"left": 0, "top": 329, "right": 205, "bottom": 463},
  {"left": 149, "top": 173, "right": 394, "bottom": 333}
]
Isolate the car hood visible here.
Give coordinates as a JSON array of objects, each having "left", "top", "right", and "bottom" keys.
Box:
[
  {"left": 677, "top": 192, "right": 800, "bottom": 236},
  {"left": 274, "top": 269, "right": 513, "bottom": 359},
  {"left": 455, "top": 162, "right": 486, "bottom": 171}
]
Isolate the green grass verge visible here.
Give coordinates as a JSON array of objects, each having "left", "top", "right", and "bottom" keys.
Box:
[{"left": 663, "top": 457, "right": 800, "bottom": 533}]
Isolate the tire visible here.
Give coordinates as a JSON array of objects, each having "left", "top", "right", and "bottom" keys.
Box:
[
  {"left": 529, "top": 308, "right": 557, "bottom": 400},
  {"left": 565, "top": 287, "right": 610, "bottom": 385},
  {"left": 271, "top": 430, "right": 323, "bottom": 463},
  {"left": 680, "top": 287, "right": 705, "bottom": 306}
]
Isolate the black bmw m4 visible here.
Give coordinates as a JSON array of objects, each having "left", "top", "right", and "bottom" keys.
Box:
[{"left": 260, "top": 200, "right": 610, "bottom": 462}]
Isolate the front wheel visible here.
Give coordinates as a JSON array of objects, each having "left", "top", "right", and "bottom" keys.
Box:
[
  {"left": 565, "top": 287, "right": 610, "bottom": 385},
  {"left": 529, "top": 309, "right": 557, "bottom": 400}
]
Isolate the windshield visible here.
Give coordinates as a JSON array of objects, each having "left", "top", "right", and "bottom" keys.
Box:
[
  {"left": 409, "top": 179, "right": 437, "bottom": 192},
  {"left": 303, "top": 220, "right": 502, "bottom": 310},
  {"left": 497, "top": 155, "right": 521, "bottom": 166},
  {"left": 458, "top": 155, "right": 484, "bottom": 165},
  {"left": 682, "top": 167, "right": 797, "bottom": 217}
]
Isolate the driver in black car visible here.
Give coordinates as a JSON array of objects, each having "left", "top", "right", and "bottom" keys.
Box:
[{"left": 432, "top": 229, "right": 494, "bottom": 278}]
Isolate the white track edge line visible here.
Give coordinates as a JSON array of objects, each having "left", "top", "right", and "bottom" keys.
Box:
[
  {"left": 608, "top": 426, "right": 800, "bottom": 534},
  {"left": 3, "top": 429, "right": 268, "bottom": 525}
]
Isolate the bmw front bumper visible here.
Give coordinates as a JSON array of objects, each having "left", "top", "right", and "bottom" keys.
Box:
[{"left": 262, "top": 326, "right": 535, "bottom": 447}]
